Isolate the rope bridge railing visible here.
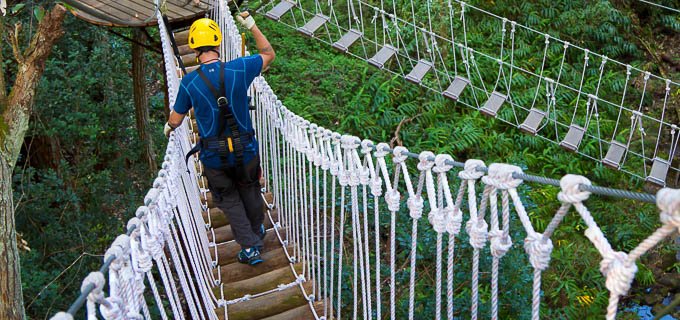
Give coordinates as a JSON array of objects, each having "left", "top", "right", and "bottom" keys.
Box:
[
  {"left": 257, "top": 91, "right": 680, "bottom": 319},
  {"left": 258, "top": 0, "right": 680, "bottom": 185}
]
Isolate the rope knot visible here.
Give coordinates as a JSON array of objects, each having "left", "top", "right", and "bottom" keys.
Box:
[
  {"left": 99, "top": 297, "right": 124, "bottom": 320},
  {"left": 341, "top": 134, "right": 359, "bottom": 149},
  {"left": 433, "top": 154, "right": 454, "bottom": 173},
  {"left": 407, "top": 196, "right": 424, "bottom": 219},
  {"left": 523, "top": 232, "right": 553, "bottom": 271},
  {"left": 359, "top": 168, "right": 371, "bottom": 185},
  {"left": 361, "top": 139, "right": 375, "bottom": 154},
  {"left": 386, "top": 189, "right": 401, "bottom": 212},
  {"left": 417, "top": 151, "right": 435, "bottom": 171},
  {"left": 600, "top": 251, "right": 637, "bottom": 297},
  {"left": 50, "top": 312, "right": 74, "bottom": 320},
  {"left": 557, "top": 174, "right": 591, "bottom": 204},
  {"left": 444, "top": 207, "right": 464, "bottom": 235},
  {"left": 428, "top": 208, "right": 447, "bottom": 233},
  {"left": 657, "top": 188, "right": 680, "bottom": 228},
  {"left": 331, "top": 132, "right": 342, "bottom": 143},
  {"left": 374, "top": 142, "right": 391, "bottom": 158},
  {"left": 466, "top": 218, "right": 489, "bottom": 249},
  {"left": 370, "top": 177, "right": 383, "bottom": 197},
  {"left": 392, "top": 146, "right": 409, "bottom": 164},
  {"left": 482, "top": 163, "right": 523, "bottom": 189},
  {"left": 81, "top": 271, "right": 106, "bottom": 304},
  {"left": 458, "top": 159, "right": 485, "bottom": 180},
  {"left": 488, "top": 229, "right": 513, "bottom": 258}
]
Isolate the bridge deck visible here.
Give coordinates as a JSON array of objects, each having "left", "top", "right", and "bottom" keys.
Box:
[{"left": 67, "top": 0, "right": 211, "bottom": 27}]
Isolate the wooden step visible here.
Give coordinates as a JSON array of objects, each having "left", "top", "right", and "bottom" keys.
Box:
[
  {"left": 217, "top": 280, "right": 313, "bottom": 320},
  {"left": 260, "top": 301, "right": 324, "bottom": 320},
  {"left": 215, "top": 263, "right": 303, "bottom": 300},
  {"left": 204, "top": 206, "right": 278, "bottom": 229},
  {"left": 214, "top": 246, "right": 293, "bottom": 283},
  {"left": 203, "top": 207, "right": 228, "bottom": 228},
  {"left": 182, "top": 52, "right": 198, "bottom": 67},
  {"left": 178, "top": 44, "right": 192, "bottom": 55},
  {"left": 212, "top": 228, "right": 287, "bottom": 264},
  {"left": 208, "top": 215, "right": 275, "bottom": 244},
  {"left": 174, "top": 29, "right": 189, "bottom": 46}
]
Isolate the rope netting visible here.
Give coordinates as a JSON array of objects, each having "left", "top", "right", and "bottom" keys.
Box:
[
  {"left": 259, "top": 0, "right": 680, "bottom": 184},
  {"left": 51, "top": 1, "right": 680, "bottom": 319}
]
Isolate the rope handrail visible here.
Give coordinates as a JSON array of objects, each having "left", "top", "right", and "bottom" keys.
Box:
[{"left": 366, "top": 143, "right": 657, "bottom": 203}]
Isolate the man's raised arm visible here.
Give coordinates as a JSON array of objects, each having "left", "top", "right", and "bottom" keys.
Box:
[{"left": 237, "top": 12, "right": 275, "bottom": 71}]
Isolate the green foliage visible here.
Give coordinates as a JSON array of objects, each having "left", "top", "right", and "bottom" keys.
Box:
[
  {"left": 254, "top": 0, "right": 679, "bottom": 316},
  {"left": 13, "top": 15, "right": 167, "bottom": 318}
]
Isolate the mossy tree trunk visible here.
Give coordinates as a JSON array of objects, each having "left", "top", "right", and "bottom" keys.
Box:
[
  {"left": 0, "top": 6, "right": 67, "bottom": 319},
  {"left": 132, "top": 27, "right": 157, "bottom": 173}
]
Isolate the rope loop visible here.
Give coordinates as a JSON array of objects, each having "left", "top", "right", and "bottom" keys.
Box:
[
  {"left": 488, "top": 229, "right": 512, "bottom": 258},
  {"left": 386, "top": 189, "right": 401, "bottom": 212},
  {"left": 359, "top": 167, "right": 371, "bottom": 185},
  {"left": 374, "top": 142, "right": 391, "bottom": 158},
  {"left": 392, "top": 146, "right": 409, "bottom": 164},
  {"left": 361, "top": 139, "right": 374, "bottom": 154},
  {"left": 341, "top": 134, "right": 359, "bottom": 150},
  {"left": 657, "top": 188, "right": 680, "bottom": 228},
  {"left": 417, "top": 151, "right": 435, "bottom": 171},
  {"left": 459, "top": 159, "right": 485, "bottom": 180},
  {"left": 433, "top": 154, "right": 454, "bottom": 173},
  {"left": 99, "top": 297, "right": 125, "bottom": 320},
  {"left": 482, "top": 163, "right": 523, "bottom": 189},
  {"left": 523, "top": 232, "right": 553, "bottom": 271},
  {"left": 558, "top": 174, "right": 591, "bottom": 204},
  {"left": 81, "top": 271, "right": 106, "bottom": 304}
]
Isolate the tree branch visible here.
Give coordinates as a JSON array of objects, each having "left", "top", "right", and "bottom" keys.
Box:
[{"left": 8, "top": 23, "right": 24, "bottom": 64}]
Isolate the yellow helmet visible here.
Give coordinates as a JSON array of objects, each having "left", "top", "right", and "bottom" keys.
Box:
[{"left": 188, "top": 18, "right": 222, "bottom": 49}]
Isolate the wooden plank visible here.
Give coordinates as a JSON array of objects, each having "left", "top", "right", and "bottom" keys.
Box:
[
  {"left": 208, "top": 217, "right": 275, "bottom": 244},
  {"left": 77, "top": 0, "right": 139, "bottom": 22},
  {"left": 214, "top": 263, "right": 302, "bottom": 300},
  {"left": 212, "top": 228, "right": 287, "bottom": 264},
  {"left": 260, "top": 302, "right": 323, "bottom": 320},
  {"left": 214, "top": 246, "right": 293, "bottom": 283},
  {"left": 218, "top": 281, "right": 314, "bottom": 320}
]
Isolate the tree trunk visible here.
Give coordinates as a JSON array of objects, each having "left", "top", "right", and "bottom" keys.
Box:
[
  {"left": 132, "top": 28, "right": 157, "bottom": 172},
  {"left": 0, "top": 6, "right": 67, "bottom": 319}
]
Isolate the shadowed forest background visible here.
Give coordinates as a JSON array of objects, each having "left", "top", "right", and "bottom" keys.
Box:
[{"left": 9, "top": 0, "right": 680, "bottom": 318}]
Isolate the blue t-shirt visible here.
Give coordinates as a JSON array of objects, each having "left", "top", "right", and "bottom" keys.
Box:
[{"left": 173, "top": 55, "right": 263, "bottom": 169}]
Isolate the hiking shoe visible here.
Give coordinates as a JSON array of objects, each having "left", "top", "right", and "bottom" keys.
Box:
[{"left": 237, "top": 247, "right": 263, "bottom": 265}]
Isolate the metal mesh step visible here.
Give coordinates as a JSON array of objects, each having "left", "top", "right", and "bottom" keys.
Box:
[
  {"left": 265, "top": 1, "right": 296, "bottom": 21},
  {"left": 368, "top": 45, "right": 397, "bottom": 69},
  {"left": 559, "top": 125, "right": 586, "bottom": 152},
  {"left": 332, "top": 29, "right": 362, "bottom": 52},
  {"left": 480, "top": 92, "right": 507, "bottom": 117},
  {"left": 297, "top": 14, "right": 329, "bottom": 37},
  {"left": 405, "top": 60, "right": 432, "bottom": 85},
  {"left": 442, "top": 76, "right": 469, "bottom": 101},
  {"left": 519, "top": 108, "right": 547, "bottom": 135},
  {"left": 602, "top": 141, "right": 627, "bottom": 169},
  {"left": 646, "top": 157, "right": 670, "bottom": 186}
]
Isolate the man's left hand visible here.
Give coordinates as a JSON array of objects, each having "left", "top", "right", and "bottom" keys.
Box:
[{"left": 164, "top": 122, "right": 175, "bottom": 138}]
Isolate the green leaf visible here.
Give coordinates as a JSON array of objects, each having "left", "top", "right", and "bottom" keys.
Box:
[
  {"left": 34, "top": 6, "right": 45, "bottom": 21},
  {"left": 11, "top": 3, "right": 26, "bottom": 14}
]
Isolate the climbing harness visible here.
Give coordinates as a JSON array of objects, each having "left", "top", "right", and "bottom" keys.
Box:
[{"left": 185, "top": 62, "right": 253, "bottom": 168}]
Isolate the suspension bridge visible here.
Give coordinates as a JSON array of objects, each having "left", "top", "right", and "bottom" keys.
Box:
[{"left": 48, "top": 0, "right": 680, "bottom": 319}]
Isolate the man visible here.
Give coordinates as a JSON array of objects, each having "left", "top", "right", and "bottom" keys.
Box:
[{"left": 164, "top": 12, "right": 275, "bottom": 265}]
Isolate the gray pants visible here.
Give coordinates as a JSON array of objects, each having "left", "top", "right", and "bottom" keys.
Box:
[{"left": 204, "top": 156, "right": 264, "bottom": 248}]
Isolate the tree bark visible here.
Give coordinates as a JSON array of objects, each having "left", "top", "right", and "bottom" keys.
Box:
[
  {"left": 132, "top": 28, "right": 157, "bottom": 172},
  {"left": 0, "top": 6, "right": 67, "bottom": 319}
]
